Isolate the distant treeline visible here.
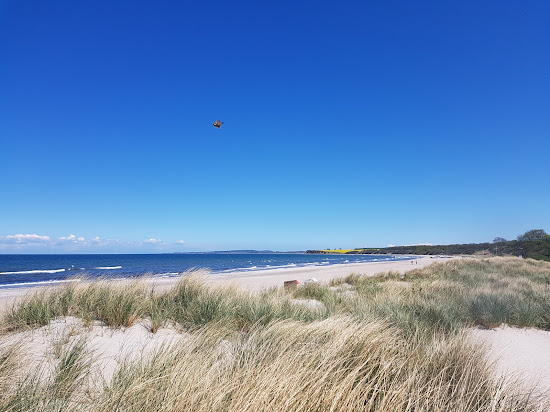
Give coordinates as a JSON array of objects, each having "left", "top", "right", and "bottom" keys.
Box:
[{"left": 307, "top": 230, "right": 550, "bottom": 261}]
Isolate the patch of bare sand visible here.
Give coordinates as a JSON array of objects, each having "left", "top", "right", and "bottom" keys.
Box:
[
  {"left": 0, "top": 316, "right": 186, "bottom": 387},
  {"left": 470, "top": 325, "right": 550, "bottom": 403}
]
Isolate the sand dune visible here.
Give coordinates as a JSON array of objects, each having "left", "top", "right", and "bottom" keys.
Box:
[{"left": 2, "top": 255, "right": 549, "bottom": 407}]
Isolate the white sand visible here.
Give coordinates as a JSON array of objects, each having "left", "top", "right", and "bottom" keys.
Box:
[
  {"left": 1, "top": 316, "right": 185, "bottom": 387},
  {"left": 470, "top": 325, "right": 550, "bottom": 400}
]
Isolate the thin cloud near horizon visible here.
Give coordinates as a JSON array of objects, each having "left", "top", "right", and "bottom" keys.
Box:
[{"left": 0, "top": 233, "right": 188, "bottom": 253}]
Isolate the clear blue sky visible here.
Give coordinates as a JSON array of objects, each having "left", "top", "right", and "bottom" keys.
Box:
[{"left": 1, "top": 1, "right": 549, "bottom": 253}]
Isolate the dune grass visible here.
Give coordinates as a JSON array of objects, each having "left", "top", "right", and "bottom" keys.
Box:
[
  {"left": 4, "top": 271, "right": 324, "bottom": 334},
  {"left": 93, "top": 318, "right": 528, "bottom": 411},
  {"left": 0, "top": 257, "right": 549, "bottom": 410}
]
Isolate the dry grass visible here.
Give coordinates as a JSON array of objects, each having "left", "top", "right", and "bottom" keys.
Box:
[
  {"left": 94, "top": 317, "right": 528, "bottom": 411},
  {"left": 0, "top": 257, "right": 548, "bottom": 410}
]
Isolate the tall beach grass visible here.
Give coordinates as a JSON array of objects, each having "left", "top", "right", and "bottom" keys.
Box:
[{"left": 0, "top": 257, "right": 548, "bottom": 411}]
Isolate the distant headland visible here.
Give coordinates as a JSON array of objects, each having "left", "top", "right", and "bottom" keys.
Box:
[{"left": 307, "top": 229, "right": 550, "bottom": 261}]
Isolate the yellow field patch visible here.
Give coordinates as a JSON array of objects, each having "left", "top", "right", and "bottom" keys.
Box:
[{"left": 319, "top": 249, "right": 354, "bottom": 254}]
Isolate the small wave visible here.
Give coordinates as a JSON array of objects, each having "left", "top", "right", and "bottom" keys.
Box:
[
  {"left": 217, "top": 264, "right": 288, "bottom": 274},
  {"left": 152, "top": 272, "right": 179, "bottom": 276},
  {"left": 94, "top": 266, "right": 122, "bottom": 270},
  {"left": 0, "top": 279, "right": 80, "bottom": 288},
  {"left": 262, "top": 263, "right": 297, "bottom": 270},
  {"left": 0, "top": 269, "right": 66, "bottom": 275},
  {"left": 152, "top": 272, "right": 180, "bottom": 279}
]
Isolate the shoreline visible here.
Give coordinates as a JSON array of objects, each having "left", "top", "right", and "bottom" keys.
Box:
[
  {"left": 0, "top": 255, "right": 459, "bottom": 310},
  {"left": 199, "top": 255, "right": 457, "bottom": 291}
]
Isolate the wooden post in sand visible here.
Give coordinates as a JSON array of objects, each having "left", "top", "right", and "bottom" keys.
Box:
[{"left": 284, "top": 280, "right": 299, "bottom": 290}]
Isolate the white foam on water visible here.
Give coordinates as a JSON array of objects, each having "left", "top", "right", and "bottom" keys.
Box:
[
  {"left": 94, "top": 266, "right": 122, "bottom": 270},
  {"left": 152, "top": 272, "right": 180, "bottom": 278},
  {"left": 218, "top": 262, "right": 300, "bottom": 274},
  {"left": 0, "top": 279, "right": 81, "bottom": 288},
  {"left": 0, "top": 269, "right": 66, "bottom": 275},
  {"left": 153, "top": 272, "right": 180, "bottom": 278}
]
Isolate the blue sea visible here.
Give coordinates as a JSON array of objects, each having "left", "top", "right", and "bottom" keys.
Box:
[{"left": 0, "top": 253, "right": 414, "bottom": 288}]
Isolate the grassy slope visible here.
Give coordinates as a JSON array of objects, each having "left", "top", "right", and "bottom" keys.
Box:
[{"left": 1, "top": 257, "right": 549, "bottom": 411}]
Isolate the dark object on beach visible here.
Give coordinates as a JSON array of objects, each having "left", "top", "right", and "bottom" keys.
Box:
[
  {"left": 213, "top": 119, "right": 224, "bottom": 128},
  {"left": 475, "top": 322, "right": 491, "bottom": 330},
  {"left": 284, "top": 280, "right": 299, "bottom": 290}
]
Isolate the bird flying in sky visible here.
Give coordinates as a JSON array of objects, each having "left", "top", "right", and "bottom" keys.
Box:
[{"left": 213, "top": 120, "right": 224, "bottom": 128}]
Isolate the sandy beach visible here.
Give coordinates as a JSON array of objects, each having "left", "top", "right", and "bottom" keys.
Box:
[
  {"left": 201, "top": 255, "right": 450, "bottom": 291},
  {"left": 0, "top": 255, "right": 450, "bottom": 310}
]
